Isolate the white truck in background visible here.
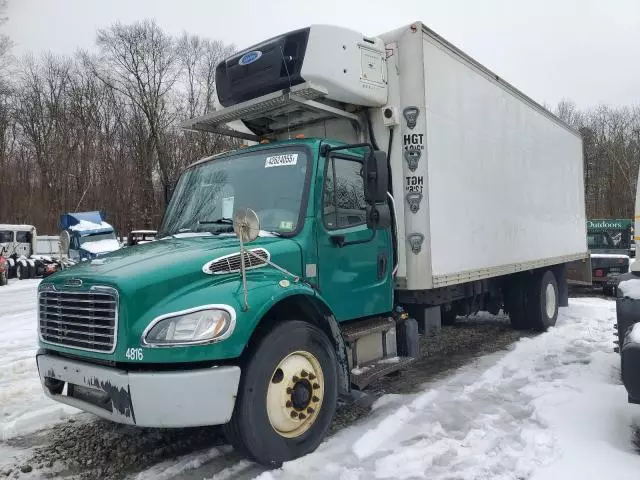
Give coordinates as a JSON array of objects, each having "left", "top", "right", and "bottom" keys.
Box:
[
  {"left": 0, "top": 224, "right": 62, "bottom": 279},
  {"left": 0, "top": 212, "right": 122, "bottom": 282}
]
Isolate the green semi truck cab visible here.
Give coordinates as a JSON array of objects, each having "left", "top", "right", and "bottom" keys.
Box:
[
  {"left": 36, "top": 23, "right": 589, "bottom": 466},
  {"left": 37, "top": 138, "right": 394, "bottom": 464}
]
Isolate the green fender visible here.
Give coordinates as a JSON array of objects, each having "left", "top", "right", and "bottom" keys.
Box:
[{"left": 246, "top": 282, "right": 351, "bottom": 395}]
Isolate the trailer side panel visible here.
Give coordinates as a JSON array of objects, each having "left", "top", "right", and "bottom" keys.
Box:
[{"left": 422, "top": 30, "right": 587, "bottom": 285}]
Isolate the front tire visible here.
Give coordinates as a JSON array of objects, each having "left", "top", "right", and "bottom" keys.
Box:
[
  {"left": 224, "top": 320, "right": 338, "bottom": 467},
  {"left": 0, "top": 270, "right": 7, "bottom": 286}
]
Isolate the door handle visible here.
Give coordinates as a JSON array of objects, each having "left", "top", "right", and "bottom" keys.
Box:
[
  {"left": 330, "top": 235, "right": 346, "bottom": 247},
  {"left": 377, "top": 253, "right": 387, "bottom": 280}
]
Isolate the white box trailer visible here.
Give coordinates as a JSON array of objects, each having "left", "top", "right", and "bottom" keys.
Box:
[{"left": 380, "top": 24, "right": 587, "bottom": 291}]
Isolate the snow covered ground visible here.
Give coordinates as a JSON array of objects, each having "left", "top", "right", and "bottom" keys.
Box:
[
  {"left": 0, "top": 279, "right": 77, "bottom": 443},
  {"left": 256, "top": 299, "right": 640, "bottom": 480},
  {"left": 2, "top": 280, "right": 640, "bottom": 479}
]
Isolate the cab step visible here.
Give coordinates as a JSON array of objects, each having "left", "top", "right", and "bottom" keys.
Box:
[
  {"left": 340, "top": 315, "right": 419, "bottom": 390},
  {"left": 341, "top": 316, "right": 396, "bottom": 343},
  {"left": 350, "top": 356, "right": 416, "bottom": 390}
]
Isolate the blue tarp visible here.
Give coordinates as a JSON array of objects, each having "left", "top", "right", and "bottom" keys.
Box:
[{"left": 59, "top": 211, "right": 106, "bottom": 231}]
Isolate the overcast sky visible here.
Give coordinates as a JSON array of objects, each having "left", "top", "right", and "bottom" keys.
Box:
[{"left": 3, "top": 0, "right": 639, "bottom": 109}]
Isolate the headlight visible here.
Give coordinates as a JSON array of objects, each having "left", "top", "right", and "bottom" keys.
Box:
[{"left": 142, "top": 305, "right": 236, "bottom": 346}]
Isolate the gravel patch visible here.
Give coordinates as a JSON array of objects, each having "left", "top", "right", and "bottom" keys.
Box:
[{"left": 14, "top": 421, "right": 226, "bottom": 480}]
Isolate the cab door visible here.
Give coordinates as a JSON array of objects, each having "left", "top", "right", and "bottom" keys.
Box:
[{"left": 316, "top": 152, "right": 393, "bottom": 322}]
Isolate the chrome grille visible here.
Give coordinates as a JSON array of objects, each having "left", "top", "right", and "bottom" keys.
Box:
[
  {"left": 38, "top": 286, "right": 118, "bottom": 353},
  {"left": 205, "top": 248, "right": 270, "bottom": 275}
]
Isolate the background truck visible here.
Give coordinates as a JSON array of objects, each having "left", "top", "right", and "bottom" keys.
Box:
[
  {"left": 586, "top": 218, "right": 631, "bottom": 295},
  {"left": 58, "top": 211, "right": 121, "bottom": 261},
  {"left": 0, "top": 224, "right": 61, "bottom": 279},
  {"left": 35, "top": 21, "right": 589, "bottom": 466},
  {"left": 0, "top": 247, "right": 7, "bottom": 286},
  {"left": 126, "top": 229, "right": 157, "bottom": 246}
]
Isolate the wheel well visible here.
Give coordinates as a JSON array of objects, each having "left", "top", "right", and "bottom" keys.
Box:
[{"left": 242, "top": 294, "right": 351, "bottom": 395}]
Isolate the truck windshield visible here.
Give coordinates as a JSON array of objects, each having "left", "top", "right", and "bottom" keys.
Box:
[
  {"left": 15, "top": 231, "right": 32, "bottom": 243},
  {"left": 80, "top": 232, "right": 117, "bottom": 244},
  {"left": 158, "top": 148, "right": 309, "bottom": 238},
  {"left": 0, "top": 231, "right": 12, "bottom": 243}
]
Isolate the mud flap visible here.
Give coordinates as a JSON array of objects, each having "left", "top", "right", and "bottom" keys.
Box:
[{"left": 556, "top": 263, "right": 569, "bottom": 308}]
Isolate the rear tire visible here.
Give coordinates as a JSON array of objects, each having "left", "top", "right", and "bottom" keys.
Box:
[
  {"left": 224, "top": 320, "right": 338, "bottom": 467},
  {"left": 503, "top": 270, "right": 559, "bottom": 332},
  {"left": 528, "top": 270, "right": 559, "bottom": 331}
]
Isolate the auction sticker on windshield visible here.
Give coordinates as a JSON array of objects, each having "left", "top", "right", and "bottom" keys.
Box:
[{"left": 265, "top": 154, "right": 298, "bottom": 168}]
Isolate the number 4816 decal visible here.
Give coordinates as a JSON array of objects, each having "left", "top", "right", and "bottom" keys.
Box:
[{"left": 125, "top": 348, "right": 144, "bottom": 361}]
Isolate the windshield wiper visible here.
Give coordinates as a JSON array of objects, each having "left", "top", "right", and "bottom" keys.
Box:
[
  {"left": 157, "top": 228, "right": 193, "bottom": 240},
  {"left": 196, "top": 218, "right": 235, "bottom": 235},
  {"left": 196, "top": 219, "right": 284, "bottom": 237},
  {"left": 197, "top": 218, "right": 234, "bottom": 226}
]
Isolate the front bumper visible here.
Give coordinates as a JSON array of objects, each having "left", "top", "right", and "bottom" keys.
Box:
[{"left": 36, "top": 353, "right": 241, "bottom": 427}]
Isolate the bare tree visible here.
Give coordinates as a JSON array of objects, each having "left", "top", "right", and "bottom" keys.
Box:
[
  {"left": 555, "top": 101, "right": 640, "bottom": 219},
  {"left": 0, "top": 0, "right": 12, "bottom": 73},
  {"left": 172, "top": 33, "right": 236, "bottom": 182},
  {"left": 92, "top": 19, "right": 179, "bottom": 226}
]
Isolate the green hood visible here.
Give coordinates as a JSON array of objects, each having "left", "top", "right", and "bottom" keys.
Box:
[
  {"left": 46, "top": 233, "right": 303, "bottom": 308},
  {"left": 41, "top": 233, "right": 307, "bottom": 363}
]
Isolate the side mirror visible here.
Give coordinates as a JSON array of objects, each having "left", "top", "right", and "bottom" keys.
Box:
[
  {"left": 364, "top": 150, "right": 389, "bottom": 204},
  {"left": 364, "top": 150, "right": 390, "bottom": 230}
]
